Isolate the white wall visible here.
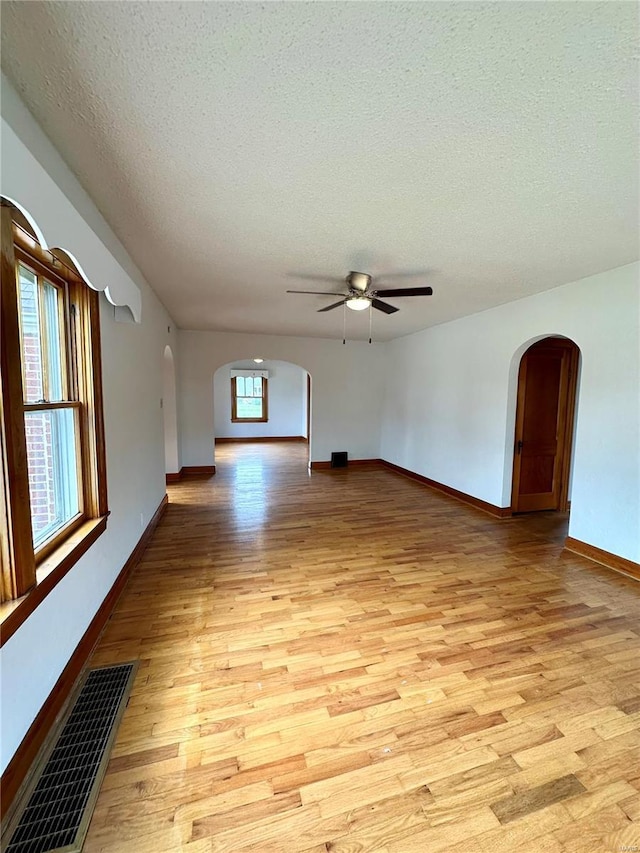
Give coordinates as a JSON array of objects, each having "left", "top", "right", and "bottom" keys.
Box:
[
  {"left": 179, "top": 331, "right": 384, "bottom": 465},
  {"left": 1, "top": 80, "right": 177, "bottom": 773},
  {"left": 380, "top": 263, "right": 640, "bottom": 563},
  {"left": 214, "top": 360, "right": 307, "bottom": 439}
]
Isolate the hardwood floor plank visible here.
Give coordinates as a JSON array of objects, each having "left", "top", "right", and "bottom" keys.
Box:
[
  {"left": 207, "top": 802, "right": 350, "bottom": 853},
  {"left": 107, "top": 742, "right": 180, "bottom": 773},
  {"left": 75, "top": 442, "right": 639, "bottom": 852},
  {"left": 272, "top": 750, "right": 372, "bottom": 794},
  {"left": 428, "top": 754, "right": 520, "bottom": 799},
  {"left": 476, "top": 803, "right": 574, "bottom": 853},
  {"left": 508, "top": 753, "right": 588, "bottom": 794},
  {"left": 490, "top": 773, "right": 586, "bottom": 824},
  {"left": 563, "top": 780, "right": 639, "bottom": 821},
  {"left": 385, "top": 805, "right": 501, "bottom": 852},
  {"left": 552, "top": 805, "right": 635, "bottom": 852},
  {"left": 190, "top": 790, "right": 303, "bottom": 841},
  {"left": 327, "top": 787, "right": 433, "bottom": 851}
]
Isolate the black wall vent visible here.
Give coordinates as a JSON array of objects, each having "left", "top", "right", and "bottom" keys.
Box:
[{"left": 331, "top": 451, "right": 348, "bottom": 468}]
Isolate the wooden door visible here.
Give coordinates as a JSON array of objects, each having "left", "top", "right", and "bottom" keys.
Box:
[{"left": 511, "top": 338, "right": 579, "bottom": 513}]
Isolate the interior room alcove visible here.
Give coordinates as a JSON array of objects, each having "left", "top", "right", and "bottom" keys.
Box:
[{"left": 212, "top": 359, "right": 311, "bottom": 462}]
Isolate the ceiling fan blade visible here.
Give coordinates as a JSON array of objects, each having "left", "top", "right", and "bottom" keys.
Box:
[
  {"left": 318, "top": 300, "right": 348, "bottom": 313},
  {"left": 375, "top": 286, "right": 433, "bottom": 297},
  {"left": 371, "top": 298, "right": 399, "bottom": 314},
  {"left": 287, "top": 289, "right": 345, "bottom": 296}
]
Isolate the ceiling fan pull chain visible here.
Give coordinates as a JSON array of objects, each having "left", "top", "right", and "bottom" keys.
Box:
[
  {"left": 368, "top": 303, "right": 373, "bottom": 344},
  {"left": 343, "top": 302, "right": 346, "bottom": 345}
]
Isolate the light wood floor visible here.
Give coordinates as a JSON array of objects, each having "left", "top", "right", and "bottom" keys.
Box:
[{"left": 85, "top": 442, "right": 640, "bottom": 852}]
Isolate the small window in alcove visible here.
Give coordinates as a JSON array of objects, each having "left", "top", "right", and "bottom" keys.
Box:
[{"left": 231, "top": 375, "right": 268, "bottom": 422}]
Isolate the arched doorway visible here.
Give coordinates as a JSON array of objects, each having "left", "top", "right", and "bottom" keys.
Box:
[
  {"left": 163, "top": 345, "right": 179, "bottom": 476},
  {"left": 511, "top": 337, "right": 580, "bottom": 513},
  {"left": 212, "top": 359, "right": 312, "bottom": 465}
]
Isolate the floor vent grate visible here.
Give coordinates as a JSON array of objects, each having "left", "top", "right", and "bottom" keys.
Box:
[{"left": 3, "top": 662, "right": 137, "bottom": 853}]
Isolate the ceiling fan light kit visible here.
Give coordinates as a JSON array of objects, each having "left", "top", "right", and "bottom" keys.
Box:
[{"left": 346, "top": 297, "right": 371, "bottom": 311}]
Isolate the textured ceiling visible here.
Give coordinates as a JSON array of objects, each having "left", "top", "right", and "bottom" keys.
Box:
[{"left": 1, "top": 2, "right": 638, "bottom": 340}]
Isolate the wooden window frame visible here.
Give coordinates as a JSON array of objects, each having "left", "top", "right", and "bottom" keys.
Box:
[
  {"left": 0, "top": 207, "right": 108, "bottom": 642},
  {"left": 230, "top": 376, "right": 268, "bottom": 423}
]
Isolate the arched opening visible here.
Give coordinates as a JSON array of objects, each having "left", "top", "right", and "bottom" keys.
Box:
[
  {"left": 509, "top": 336, "right": 581, "bottom": 513},
  {"left": 212, "top": 359, "right": 311, "bottom": 466},
  {"left": 162, "top": 345, "right": 179, "bottom": 476}
]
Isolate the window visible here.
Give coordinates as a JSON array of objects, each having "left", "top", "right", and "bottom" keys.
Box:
[
  {"left": 231, "top": 375, "right": 268, "bottom": 422},
  {"left": 19, "top": 261, "right": 81, "bottom": 549},
  {"left": 1, "top": 207, "right": 107, "bottom": 613}
]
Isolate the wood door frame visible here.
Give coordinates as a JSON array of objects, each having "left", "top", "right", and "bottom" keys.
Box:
[
  {"left": 557, "top": 345, "right": 579, "bottom": 511},
  {"left": 511, "top": 337, "right": 580, "bottom": 513}
]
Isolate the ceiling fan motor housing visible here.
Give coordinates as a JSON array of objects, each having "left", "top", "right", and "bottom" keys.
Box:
[{"left": 347, "top": 271, "right": 371, "bottom": 293}]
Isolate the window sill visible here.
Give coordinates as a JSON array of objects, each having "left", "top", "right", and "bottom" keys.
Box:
[{"left": 0, "top": 515, "right": 108, "bottom": 646}]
